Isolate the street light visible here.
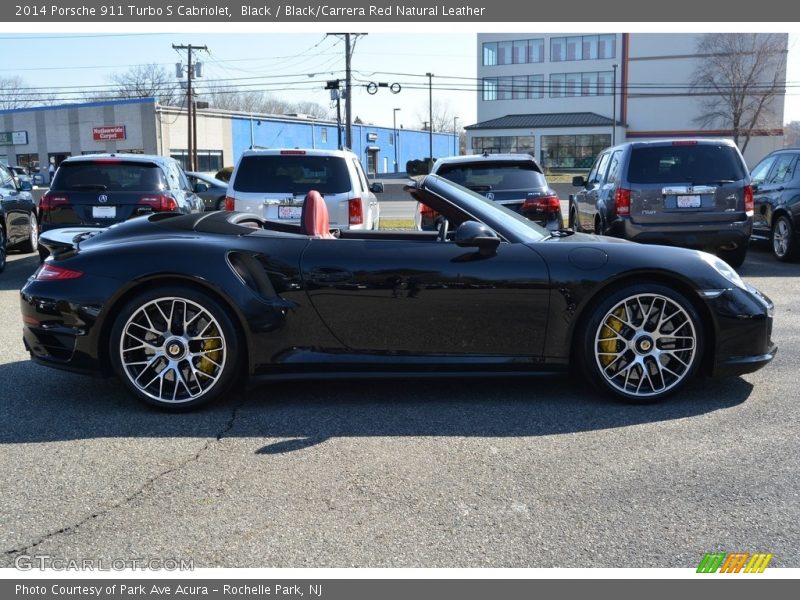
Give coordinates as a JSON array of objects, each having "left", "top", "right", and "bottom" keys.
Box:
[
  {"left": 393, "top": 107, "right": 401, "bottom": 173},
  {"left": 453, "top": 116, "right": 459, "bottom": 155},
  {"left": 612, "top": 63, "right": 619, "bottom": 146}
]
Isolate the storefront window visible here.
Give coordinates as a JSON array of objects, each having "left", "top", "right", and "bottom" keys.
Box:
[{"left": 540, "top": 134, "right": 611, "bottom": 169}]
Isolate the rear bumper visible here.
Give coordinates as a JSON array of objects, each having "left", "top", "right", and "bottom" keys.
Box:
[{"left": 609, "top": 218, "right": 752, "bottom": 249}]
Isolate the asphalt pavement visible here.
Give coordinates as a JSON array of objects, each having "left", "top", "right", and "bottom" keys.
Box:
[{"left": 0, "top": 243, "right": 798, "bottom": 568}]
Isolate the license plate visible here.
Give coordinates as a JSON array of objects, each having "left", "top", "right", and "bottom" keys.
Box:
[
  {"left": 92, "top": 206, "right": 116, "bottom": 219},
  {"left": 278, "top": 205, "right": 302, "bottom": 219},
  {"left": 676, "top": 195, "right": 701, "bottom": 208}
]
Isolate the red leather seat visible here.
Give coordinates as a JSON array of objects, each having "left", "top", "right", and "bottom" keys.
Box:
[{"left": 300, "top": 190, "right": 334, "bottom": 238}]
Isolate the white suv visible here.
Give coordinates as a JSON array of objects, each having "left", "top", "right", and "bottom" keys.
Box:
[{"left": 225, "top": 148, "right": 381, "bottom": 230}]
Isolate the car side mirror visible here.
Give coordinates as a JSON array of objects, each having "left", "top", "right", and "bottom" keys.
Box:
[
  {"left": 454, "top": 220, "right": 501, "bottom": 253},
  {"left": 18, "top": 180, "right": 33, "bottom": 191},
  {"left": 194, "top": 182, "right": 209, "bottom": 193},
  {"left": 572, "top": 175, "right": 586, "bottom": 188},
  {"left": 370, "top": 182, "right": 384, "bottom": 193}
]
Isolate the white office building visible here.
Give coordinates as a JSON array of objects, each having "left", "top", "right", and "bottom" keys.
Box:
[{"left": 468, "top": 33, "right": 787, "bottom": 167}]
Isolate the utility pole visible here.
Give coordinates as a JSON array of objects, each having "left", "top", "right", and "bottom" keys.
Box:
[
  {"left": 426, "top": 72, "right": 433, "bottom": 169},
  {"left": 612, "top": 63, "right": 619, "bottom": 146},
  {"left": 173, "top": 43, "right": 207, "bottom": 170},
  {"left": 325, "top": 79, "right": 343, "bottom": 149},
  {"left": 329, "top": 33, "right": 366, "bottom": 151}
]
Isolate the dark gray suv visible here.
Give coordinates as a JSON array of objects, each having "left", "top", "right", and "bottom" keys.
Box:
[{"left": 569, "top": 139, "right": 752, "bottom": 267}]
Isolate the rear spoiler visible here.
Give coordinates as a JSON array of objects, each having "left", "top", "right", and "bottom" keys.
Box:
[{"left": 39, "top": 227, "right": 105, "bottom": 259}]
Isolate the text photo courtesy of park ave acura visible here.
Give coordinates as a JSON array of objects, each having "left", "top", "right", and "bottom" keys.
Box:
[{"left": 1, "top": 24, "right": 799, "bottom": 575}]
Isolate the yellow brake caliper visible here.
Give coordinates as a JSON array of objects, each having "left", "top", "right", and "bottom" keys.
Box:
[
  {"left": 197, "top": 326, "right": 223, "bottom": 375},
  {"left": 599, "top": 307, "right": 626, "bottom": 367}
]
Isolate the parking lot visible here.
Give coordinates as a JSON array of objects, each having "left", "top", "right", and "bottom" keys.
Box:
[{"left": 0, "top": 240, "right": 798, "bottom": 568}]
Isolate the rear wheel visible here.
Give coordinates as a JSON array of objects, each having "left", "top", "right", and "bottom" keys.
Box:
[
  {"left": 771, "top": 215, "right": 797, "bottom": 262},
  {"left": 19, "top": 213, "right": 38, "bottom": 253},
  {"left": 110, "top": 286, "right": 241, "bottom": 410},
  {"left": 580, "top": 284, "right": 703, "bottom": 403}
]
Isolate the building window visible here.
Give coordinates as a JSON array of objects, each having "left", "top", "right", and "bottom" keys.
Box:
[
  {"left": 551, "top": 34, "right": 616, "bottom": 62},
  {"left": 482, "top": 78, "right": 498, "bottom": 101},
  {"left": 483, "top": 38, "right": 544, "bottom": 66},
  {"left": 512, "top": 76, "right": 528, "bottom": 99},
  {"left": 321, "top": 128, "right": 328, "bottom": 144},
  {"left": 497, "top": 77, "right": 513, "bottom": 101},
  {"left": 15, "top": 153, "right": 39, "bottom": 173},
  {"left": 170, "top": 149, "right": 224, "bottom": 172},
  {"left": 471, "top": 136, "right": 535, "bottom": 155},
  {"left": 540, "top": 134, "right": 611, "bottom": 169},
  {"left": 528, "top": 75, "right": 544, "bottom": 99},
  {"left": 550, "top": 71, "right": 613, "bottom": 97}
]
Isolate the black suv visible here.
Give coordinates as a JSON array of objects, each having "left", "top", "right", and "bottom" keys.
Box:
[
  {"left": 570, "top": 139, "right": 752, "bottom": 267},
  {"left": 40, "top": 154, "right": 204, "bottom": 257},
  {"left": 749, "top": 148, "right": 800, "bottom": 261}
]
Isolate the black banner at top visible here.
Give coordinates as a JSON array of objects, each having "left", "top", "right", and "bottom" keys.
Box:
[{"left": 4, "top": 0, "right": 800, "bottom": 22}]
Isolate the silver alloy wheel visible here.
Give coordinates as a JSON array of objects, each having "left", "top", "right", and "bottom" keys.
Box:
[
  {"left": 773, "top": 217, "right": 791, "bottom": 258},
  {"left": 119, "top": 296, "right": 227, "bottom": 404},
  {"left": 29, "top": 214, "right": 38, "bottom": 250},
  {"left": 594, "top": 293, "right": 697, "bottom": 398}
]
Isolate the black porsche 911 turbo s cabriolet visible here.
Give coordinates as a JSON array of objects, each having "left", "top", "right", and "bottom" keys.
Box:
[{"left": 21, "top": 175, "right": 776, "bottom": 410}]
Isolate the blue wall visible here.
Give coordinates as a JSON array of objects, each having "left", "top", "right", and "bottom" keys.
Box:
[{"left": 231, "top": 116, "right": 456, "bottom": 175}]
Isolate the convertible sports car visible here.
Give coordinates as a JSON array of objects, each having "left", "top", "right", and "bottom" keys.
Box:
[{"left": 21, "top": 175, "right": 776, "bottom": 409}]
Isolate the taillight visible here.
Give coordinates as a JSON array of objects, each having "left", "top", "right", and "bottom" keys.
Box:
[
  {"left": 349, "top": 198, "right": 363, "bottom": 225},
  {"left": 224, "top": 196, "right": 235, "bottom": 211},
  {"left": 615, "top": 188, "right": 631, "bottom": 216},
  {"left": 139, "top": 194, "right": 178, "bottom": 212},
  {"left": 522, "top": 195, "right": 561, "bottom": 213},
  {"left": 420, "top": 204, "right": 437, "bottom": 219},
  {"left": 744, "top": 185, "right": 754, "bottom": 215},
  {"left": 40, "top": 193, "right": 70, "bottom": 212},
  {"left": 35, "top": 263, "right": 83, "bottom": 281}
]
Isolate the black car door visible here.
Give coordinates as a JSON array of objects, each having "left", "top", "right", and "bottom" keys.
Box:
[
  {"left": 0, "top": 165, "right": 24, "bottom": 243},
  {"left": 577, "top": 152, "right": 611, "bottom": 231},
  {"left": 300, "top": 237, "right": 551, "bottom": 356}
]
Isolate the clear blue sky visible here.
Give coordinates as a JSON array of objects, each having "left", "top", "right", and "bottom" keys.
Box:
[{"left": 1, "top": 31, "right": 798, "bottom": 128}]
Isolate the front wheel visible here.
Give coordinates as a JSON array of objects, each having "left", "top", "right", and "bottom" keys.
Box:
[
  {"left": 19, "top": 213, "right": 38, "bottom": 253},
  {"left": 110, "top": 287, "right": 241, "bottom": 410},
  {"left": 580, "top": 284, "right": 703, "bottom": 403},
  {"left": 771, "top": 215, "right": 797, "bottom": 262}
]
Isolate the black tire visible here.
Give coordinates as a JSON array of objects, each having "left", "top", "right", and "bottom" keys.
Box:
[
  {"left": 771, "top": 215, "right": 797, "bottom": 262},
  {"left": 569, "top": 204, "right": 579, "bottom": 231},
  {"left": 18, "top": 213, "right": 38, "bottom": 254},
  {"left": 0, "top": 226, "right": 6, "bottom": 273},
  {"left": 579, "top": 283, "right": 704, "bottom": 404},
  {"left": 109, "top": 286, "right": 241, "bottom": 410},
  {"left": 716, "top": 243, "right": 748, "bottom": 268},
  {"left": 215, "top": 196, "right": 226, "bottom": 211}
]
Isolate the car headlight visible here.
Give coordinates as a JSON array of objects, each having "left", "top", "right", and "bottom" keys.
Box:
[{"left": 698, "top": 251, "right": 747, "bottom": 290}]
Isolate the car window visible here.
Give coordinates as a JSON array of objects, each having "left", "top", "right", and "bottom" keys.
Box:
[
  {"left": 605, "top": 150, "right": 623, "bottom": 185},
  {"left": 351, "top": 158, "right": 367, "bottom": 193},
  {"left": 766, "top": 155, "right": 796, "bottom": 185},
  {"left": 233, "top": 155, "right": 351, "bottom": 194},
  {"left": 750, "top": 156, "right": 776, "bottom": 185},
  {"left": 51, "top": 161, "right": 168, "bottom": 191},
  {"left": 585, "top": 155, "right": 603, "bottom": 186},
  {"left": 435, "top": 161, "right": 547, "bottom": 191},
  {"left": 0, "top": 165, "right": 14, "bottom": 190},
  {"left": 591, "top": 152, "right": 611, "bottom": 185},
  {"left": 628, "top": 144, "right": 747, "bottom": 184},
  {"left": 176, "top": 166, "right": 193, "bottom": 192}
]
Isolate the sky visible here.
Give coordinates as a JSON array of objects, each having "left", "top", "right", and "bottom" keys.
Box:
[{"left": 1, "top": 30, "right": 798, "bottom": 130}]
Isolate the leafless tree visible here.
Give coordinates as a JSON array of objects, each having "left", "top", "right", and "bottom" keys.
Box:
[
  {"left": 202, "top": 84, "right": 329, "bottom": 118},
  {"left": 104, "top": 63, "right": 182, "bottom": 106},
  {"left": 0, "top": 75, "right": 57, "bottom": 109},
  {"left": 415, "top": 99, "right": 460, "bottom": 133},
  {"left": 691, "top": 33, "right": 787, "bottom": 154},
  {"left": 784, "top": 121, "right": 800, "bottom": 147}
]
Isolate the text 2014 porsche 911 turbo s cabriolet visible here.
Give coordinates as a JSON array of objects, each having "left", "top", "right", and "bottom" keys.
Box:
[{"left": 21, "top": 175, "right": 776, "bottom": 409}]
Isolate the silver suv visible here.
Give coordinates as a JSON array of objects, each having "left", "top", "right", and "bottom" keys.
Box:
[
  {"left": 226, "top": 148, "right": 381, "bottom": 230},
  {"left": 570, "top": 139, "right": 752, "bottom": 267}
]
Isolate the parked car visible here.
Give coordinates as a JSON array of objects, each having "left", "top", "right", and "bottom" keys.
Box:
[
  {"left": 8, "top": 165, "right": 33, "bottom": 187},
  {"left": 749, "top": 147, "right": 800, "bottom": 261},
  {"left": 186, "top": 171, "right": 228, "bottom": 211},
  {"left": 39, "top": 154, "right": 204, "bottom": 257},
  {"left": 570, "top": 139, "right": 753, "bottom": 267},
  {"left": 225, "top": 148, "right": 382, "bottom": 230},
  {"left": 426, "top": 153, "right": 562, "bottom": 230},
  {"left": 0, "top": 163, "right": 38, "bottom": 273},
  {"left": 24, "top": 174, "right": 775, "bottom": 409}
]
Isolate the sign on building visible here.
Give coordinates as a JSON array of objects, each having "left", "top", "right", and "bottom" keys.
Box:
[
  {"left": 92, "top": 125, "right": 127, "bottom": 141},
  {"left": 0, "top": 131, "right": 29, "bottom": 146}
]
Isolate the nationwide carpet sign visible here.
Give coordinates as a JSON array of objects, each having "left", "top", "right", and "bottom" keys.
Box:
[{"left": 92, "top": 125, "right": 126, "bottom": 141}]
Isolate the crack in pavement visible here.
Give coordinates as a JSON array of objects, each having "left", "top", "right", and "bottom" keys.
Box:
[{"left": 2, "top": 395, "right": 248, "bottom": 563}]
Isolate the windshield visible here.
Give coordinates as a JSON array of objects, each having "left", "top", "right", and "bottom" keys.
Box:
[
  {"left": 436, "top": 160, "right": 547, "bottom": 192},
  {"left": 52, "top": 161, "right": 167, "bottom": 191},
  {"left": 422, "top": 175, "right": 550, "bottom": 243},
  {"left": 233, "top": 155, "right": 350, "bottom": 194},
  {"left": 628, "top": 144, "right": 747, "bottom": 184}
]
